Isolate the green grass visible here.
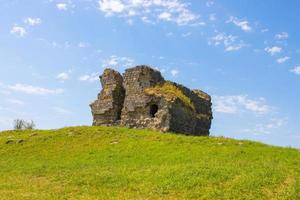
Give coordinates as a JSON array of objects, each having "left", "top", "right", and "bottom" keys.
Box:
[
  {"left": 145, "top": 81, "right": 195, "bottom": 110},
  {"left": 0, "top": 126, "right": 299, "bottom": 200}
]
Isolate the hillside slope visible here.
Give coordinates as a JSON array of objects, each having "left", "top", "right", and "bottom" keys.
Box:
[{"left": 0, "top": 126, "right": 299, "bottom": 200}]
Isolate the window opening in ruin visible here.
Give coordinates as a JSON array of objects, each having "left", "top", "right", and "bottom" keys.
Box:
[{"left": 150, "top": 104, "right": 158, "bottom": 118}]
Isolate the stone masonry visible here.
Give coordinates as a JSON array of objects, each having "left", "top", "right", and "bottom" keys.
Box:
[{"left": 90, "top": 65, "right": 213, "bottom": 136}]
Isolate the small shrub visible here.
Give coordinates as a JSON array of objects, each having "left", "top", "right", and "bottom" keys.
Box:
[
  {"left": 24, "top": 120, "right": 35, "bottom": 130},
  {"left": 13, "top": 119, "right": 25, "bottom": 130},
  {"left": 13, "top": 119, "right": 36, "bottom": 130}
]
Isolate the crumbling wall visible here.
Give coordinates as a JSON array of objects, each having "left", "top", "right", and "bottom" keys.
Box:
[
  {"left": 167, "top": 83, "right": 212, "bottom": 135},
  {"left": 120, "top": 66, "right": 169, "bottom": 130},
  {"left": 90, "top": 65, "right": 213, "bottom": 136},
  {"left": 90, "top": 68, "right": 125, "bottom": 126}
]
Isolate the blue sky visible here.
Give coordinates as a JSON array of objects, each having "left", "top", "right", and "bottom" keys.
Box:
[{"left": 0, "top": 0, "right": 299, "bottom": 148}]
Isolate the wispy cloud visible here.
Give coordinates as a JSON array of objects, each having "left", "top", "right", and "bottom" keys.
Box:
[
  {"left": 99, "top": 0, "right": 124, "bottom": 13},
  {"left": 8, "top": 84, "right": 63, "bottom": 95},
  {"left": 158, "top": 12, "right": 172, "bottom": 21},
  {"left": 56, "top": 72, "right": 70, "bottom": 82},
  {"left": 227, "top": 16, "right": 252, "bottom": 32},
  {"left": 242, "top": 117, "right": 287, "bottom": 135},
  {"left": 56, "top": 3, "right": 68, "bottom": 10},
  {"left": 98, "top": 0, "right": 203, "bottom": 26},
  {"left": 264, "top": 46, "right": 282, "bottom": 56},
  {"left": 79, "top": 73, "right": 99, "bottom": 82},
  {"left": 225, "top": 44, "right": 245, "bottom": 52},
  {"left": 275, "top": 32, "right": 288, "bottom": 40},
  {"left": 290, "top": 66, "right": 300, "bottom": 75},
  {"left": 213, "top": 95, "right": 270, "bottom": 114},
  {"left": 10, "top": 25, "right": 26, "bottom": 37},
  {"left": 276, "top": 56, "right": 290, "bottom": 64},
  {"left": 102, "top": 55, "right": 135, "bottom": 68},
  {"left": 209, "top": 32, "right": 246, "bottom": 51},
  {"left": 24, "top": 17, "right": 42, "bottom": 26}
]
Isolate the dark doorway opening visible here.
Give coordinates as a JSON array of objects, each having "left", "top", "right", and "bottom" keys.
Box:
[
  {"left": 150, "top": 104, "right": 158, "bottom": 118},
  {"left": 116, "top": 110, "right": 122, "bottom": 121}
]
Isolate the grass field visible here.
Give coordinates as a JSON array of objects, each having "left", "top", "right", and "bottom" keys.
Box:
[{"left": 0, "top": 126, "right": 299, "bottom": 199}]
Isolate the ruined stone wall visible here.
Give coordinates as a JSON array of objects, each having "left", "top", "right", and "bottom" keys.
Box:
[
  {"left": 90, "top": 69, "right": 125, "bottom": 126},
  {"left": 90, "top": 65, "right": 213, "bottom": 136},
  {"left": 167, "top": 83, "right": 212, "bottom": 135},
  {"left": 121, "top": 66, "right": 169, "bottom": 130}
]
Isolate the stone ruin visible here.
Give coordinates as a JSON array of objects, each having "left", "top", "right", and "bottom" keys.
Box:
[{"left": 90, "top": 65, "right": 213, "bottom": 136}]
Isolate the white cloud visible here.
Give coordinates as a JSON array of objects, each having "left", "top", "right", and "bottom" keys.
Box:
[
  {"left": 275, "top": 32, "right": 288, "bottom": 40},
  {"left": 7, "top": 99, "right": 25, "bottom": 105},
  {"left": 79, "top": 73, "right": 99, "bottom": 82},
  {"left": 170, "top": 69, "right": 179, "bottom": 77},
  {"left": 290, "top": 66, "right": 300, "bottom": 75},
  {"left": 264, "top": 46, "right": 282, "bottom": 56},
  {"left": 176, "top": 11, "right": 200, "bottom": 26},
  {"left": 56, "top": 3, "right": 68, "bottom": 10},
  {"left": 24, "top": 17, "right": 42, "bottom": 26},
  {"left": 209, "top": 33, "right": 245, "bottom": 52},
  {"left": 276, "top": 56, "right": 290, "bottom": 64},
  {"left": 225, "top": 44, "right": 245, "bottom": 52},
  {"left": 102, "top": 55, "right": 135, "bottom": 68},
  {"left": 210, "top": 33, "right": 235, "bottom": 46},
  {"left": 213, "top": 95, "right": 270, "bottom": 114},
  {"left": 8, "top": 84, "right": 63, "bottom": 95},
  {"left": 227, "top": 16, "right": 252, "bottom": 32},
  {"left": 10, "top": 26, "right": 26, "bottom": 37},
  {"left": 56, "top": 72, "right": 70, "bottom": 81},
  {"left": 158, "top": 12, "right": 172, "bottom": 21},
  {"left": 98, "top": 0, "right": 202, "bottom": 26},
  {"left": 99, "top": 0, "right": 125, "bottom": 14}
]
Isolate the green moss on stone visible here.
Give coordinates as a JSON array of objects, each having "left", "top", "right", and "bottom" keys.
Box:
[{"left": 145, "top": 81, "right": 195, "bottom": 110}]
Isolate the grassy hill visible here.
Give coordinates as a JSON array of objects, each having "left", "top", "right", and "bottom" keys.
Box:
[{"left": 0, "top": 126, "right": 299, "bottom": 200}]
